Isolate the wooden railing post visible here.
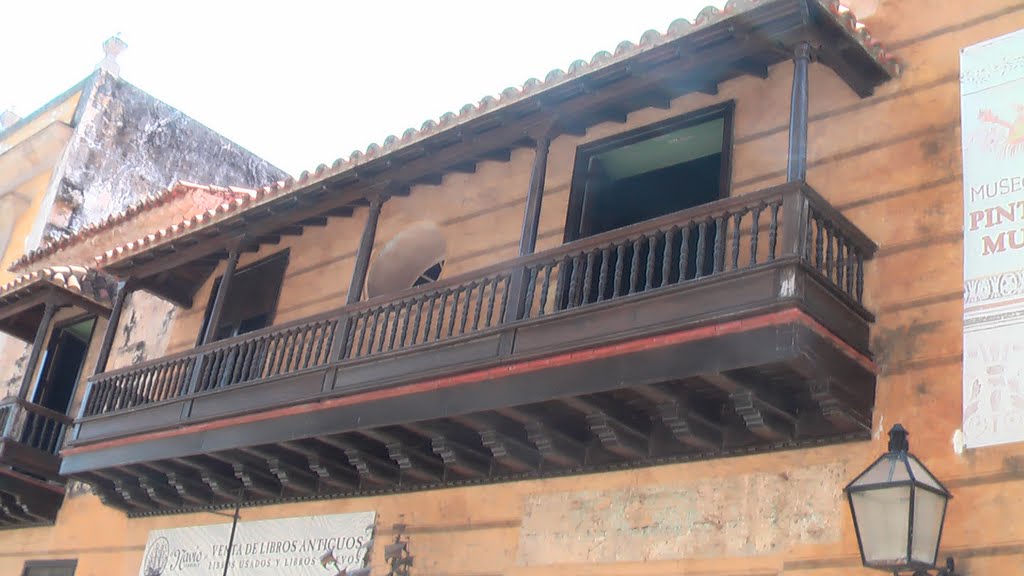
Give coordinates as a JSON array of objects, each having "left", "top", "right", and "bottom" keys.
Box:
[
  {"left": 202, "top": 247, "right": 241, "bottom": 345},
  {"left": 93, "top": 280, "right": 131, "bottom": 376},
  {"left": 347, "top": 196, "right": 386, "bottom": 305},
  {"left": 781, "top": 185, "right": 810, "bottom": 260},
  {"left": 19, "top": 299, "right": 59, "bottom": 399},
  {"left": 1, "top": 400, "right": 17, "bottom": 439},
  {"left": 787, "top": 42, "right": 812, "bottom": 183}
]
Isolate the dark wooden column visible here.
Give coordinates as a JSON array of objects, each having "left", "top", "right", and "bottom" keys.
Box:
[
  {"left": 786, "top": 42, "right": 812, "bottom": 182},
  {"left": 19, "top": 300, "right": 59, "bottom": 398},
  {"left": 201, "top": 248, "right": 241, "bottom": 345},
  {"left": 518, "top": 135, "right": 551, "bottom": 256},
  {"left": 92, "top": 281, "right": 131, "bottom": 376},
  {"left": 347, "top": 196, "right": 385, "bottom": 305}
]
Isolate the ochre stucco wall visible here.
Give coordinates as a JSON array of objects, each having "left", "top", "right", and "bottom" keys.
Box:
[{"left": 5, "top": 1, "right": 1024, "bottom": 574}]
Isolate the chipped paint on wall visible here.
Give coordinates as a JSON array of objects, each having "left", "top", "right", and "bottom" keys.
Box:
[
  {"left": 516, "top": 462, "right": 847, "bottom": 565},
  {"left": 28, "top": 70, "right": 287, "bottom": 252},
  {"left": 106, "top": 290, "right": 178, "bottom": 371}
]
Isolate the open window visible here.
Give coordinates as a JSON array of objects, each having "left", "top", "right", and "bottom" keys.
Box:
[
  {"left": 559, "top": 103, "right": 734, "bottom": 303},
  {"left": 564, "top": 102, "right": 734, "bottom": 242},
  {"left": 29, "top": 316, "right": 96, "bottom": 416},
  {"left": 198, "top": 250, "right": 289, "bottom": 343}
]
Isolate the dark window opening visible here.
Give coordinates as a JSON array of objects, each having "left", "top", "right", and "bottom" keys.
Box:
[
  {"left": 22, "top": 560, "right": 77, "bottom": 576},
  {"left": 561, "top": 103, "right": 734, "bottom": 303},
  {"left": 198, "top": 250, "right": 289, "bottom": 344},
  {"left": 413, "top": 261, "right": 445, "bottom": 288},
  {"left": 30, "top": 316, "right": 96, "bottom": 416}
]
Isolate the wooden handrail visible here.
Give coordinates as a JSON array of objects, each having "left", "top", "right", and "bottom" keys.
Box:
[{"left": 82, "top": 180, "right": 875, "bottom": 419}]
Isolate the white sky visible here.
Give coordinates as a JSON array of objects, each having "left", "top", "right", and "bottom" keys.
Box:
[{"left": 2, "top": 0, "right": 723, "bottom": 177}]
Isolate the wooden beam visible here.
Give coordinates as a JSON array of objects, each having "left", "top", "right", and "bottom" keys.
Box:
[
  {"left": 448, "top": 162, "right": 477, "bottom": 174},
  {"left": 362, "top": 429, "right": 443, "bottom": 483},
  {"left": 809, "top": 377, "right": 872, "bottom": 433},
  {"left": 414, "top": 173, "right": 444, "bottom": 187},
  {"left": 518, "top": 135, "right": 550, "bottom": 257},
  {"left": 200, "top": 248, "right": 239, "bottom": 345},
  {"left": 406, "top": 422, "right": 492, "bottom": 478},
  {"left": 93, "top": 282, "right": 130, "bottom": 376},
  {"left": 241, "top": 446, "right": 318, "bottom": 496},
  {"left": 346, "top": 197, "right": 385, "bottom": 306},
  {"left": 176, "top": 458, "right": 243, "bottom": 501},
  {"left": 479, "top": 149, "right": 512, "bottom": 163},
  {"left": 455, "top": 414, "right": 541, "bottom": 473},
  {"left": 320, "top": 436, "right": 399, "bottom": 486},
  {"left": 326, "top": 206, "right": 356, "bottom": 217},
  {"left": 93, "top": 469, "right": 156, "bottom": 512},
  {"left": 145, "top": 461, "right": 213, "bottom": 506},
  {"left": 255, "top": 235, "right": 282, "bottom": 245},
  {"left": 19, "top": 300, "right": 58, "bottom": 398},
  {"left": 633, "top": 384, "right": 722, "bottom": 450},
  {"left": 524, "top": 419, "right": 586, "bottom": 468},
  {"left": 787, "top": 42, "right": 811, "bottom": 182},
  {"left": 278, "top": 226, "right": 305, "bottom": 236},
  {"left": 298, "top": 216, "right": 328, "bottom": 227},
  {"left": 695, "top": 373, "right": 795, "bottom": 442},
  {"left": 136, "top": 472, "right": 183, "bottom": 509},
  {"left": 281, "top": 440, "right": 359, "bottom": 491},
  {"left": 561, "top": 396, "right": 650, "bottom": 460},
  {"left": 205, "top": 453, "right": 279, "bottom": 499},
  {"left": 139, "top": 277, "right": 193, "bottom": 309}
]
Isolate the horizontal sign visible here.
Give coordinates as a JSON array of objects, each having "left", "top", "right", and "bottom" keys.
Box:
[{"left": 139, "top": 511, "right": 375, "bottom": 575}]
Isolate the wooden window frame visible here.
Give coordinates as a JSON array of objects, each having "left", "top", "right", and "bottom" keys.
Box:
[
  {"left": 27, "top": 312, "right": 97, "bottom": 415},
  {"left": 196, "top": 249, "right": 290, "bottom": 346},
  {"left": 562, "top": 100, "right": 736, "bottom": 243}
]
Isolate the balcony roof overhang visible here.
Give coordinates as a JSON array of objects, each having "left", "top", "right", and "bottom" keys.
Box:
[
  {"left": 60, "top": 307, "right": 875, "bottom": 517},
  {"left": 92, "top": 0, "right": 897, "bottom": 305},
  {"left": 0, "top": 266, "right": 116, "bottom": 340}
]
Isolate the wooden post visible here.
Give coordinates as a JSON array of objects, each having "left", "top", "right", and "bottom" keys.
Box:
[
  {"left": 202, "top": 248, "right": 241, "bottom": 345},
  {"left": 502, "top": 135, "right": 553, "bottom": 329},
  {"left": 347, "top": 196, "right": 385, "bottom": 305},
  {"left": 92, "top": 281, "right": 130, "bottom": 376},
  {"left": 518, "top": 135, "right": 551, "bottom": 256},
  {"left": 786, "top": 42, "right": 812, "bottom": 183},
  {"left": 19, "top": 300, "right": 59, "bottom": 399}
]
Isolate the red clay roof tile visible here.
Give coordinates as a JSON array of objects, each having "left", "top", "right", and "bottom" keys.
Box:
[{"left": 88, "top": 0, "right": 897, "bottom": 271}]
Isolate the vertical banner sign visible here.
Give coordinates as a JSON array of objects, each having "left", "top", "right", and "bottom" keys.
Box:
[
  {"left": 960, "top": 29, "right": 1024, "bottom": 448},
  {"left": 138, "top": 511, "right": 375, "bottom": 575}
]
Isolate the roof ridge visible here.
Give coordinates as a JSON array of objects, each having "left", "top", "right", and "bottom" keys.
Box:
[{"left": 8, "top": 180, "right": 256, "bottom": 272}]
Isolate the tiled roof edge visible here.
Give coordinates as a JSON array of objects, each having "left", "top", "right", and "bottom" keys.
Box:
[
  {"left": 9, "top": 181, "right": 256, "bottom": 272},
  {"left": 91, "top": 0, "right": 898, "bottom": 270}
]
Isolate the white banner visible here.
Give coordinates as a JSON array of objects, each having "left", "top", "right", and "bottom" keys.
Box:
[
  {"left": 960, "top": 28, "right": 1024, "bottom": 448},
  {"left": 138, "top": 511, "right": 376, "bottom": 576}
]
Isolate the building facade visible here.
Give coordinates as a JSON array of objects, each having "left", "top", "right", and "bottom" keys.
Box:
[{"left": 1, "top": 1, "right": 1023, "bottom": 574}]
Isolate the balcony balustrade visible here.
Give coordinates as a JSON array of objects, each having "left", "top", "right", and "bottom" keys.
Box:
[{"left": 62, "top": 181, "right": 879, "bottom": 514}]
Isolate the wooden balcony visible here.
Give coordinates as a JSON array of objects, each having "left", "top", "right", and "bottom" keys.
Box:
[
  {"left": 0, "top": 397, "right": 70, "bottom": 527},
  {"left": 61, "top": 181, "right": 878, "bottom": 515}
]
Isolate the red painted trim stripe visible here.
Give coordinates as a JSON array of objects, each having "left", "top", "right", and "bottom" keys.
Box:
[{"left": 63, "top": 308, "right": 874, "bottom": 456}]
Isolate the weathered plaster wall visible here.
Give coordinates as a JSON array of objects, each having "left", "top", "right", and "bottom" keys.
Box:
[
  {"left": 33, "top": 72, "right": 287, "bottom": 247},
  {"left": 5, "top": 1, "right": 1024, "bottom": 575}
]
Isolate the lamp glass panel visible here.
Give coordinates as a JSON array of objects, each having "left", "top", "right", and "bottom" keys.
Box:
[
  {"left": 850, "top": 455, "right": 908, "bottom": 488},
  {"left": 907, "top": 456, "right": 945, "bottom": 492},
  {"left": 851, "top": 485, "right": 911, "bottom": 565},
  {"left": 910, "top": 487, "right": 947, "bottom": 565}
]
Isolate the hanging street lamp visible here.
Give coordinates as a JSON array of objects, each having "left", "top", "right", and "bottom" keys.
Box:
[{"left": 845, "top": 424, "right": 958, "bottom": 575}]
